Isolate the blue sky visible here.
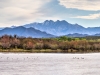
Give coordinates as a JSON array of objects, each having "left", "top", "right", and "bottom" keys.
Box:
[{"left": 0, "top": 0, "right": 100, "bottom": 27}]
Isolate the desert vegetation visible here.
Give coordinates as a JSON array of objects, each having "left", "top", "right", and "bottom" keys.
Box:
[{"left": 0, "top": 35, "right": 100, "bottom": 53}]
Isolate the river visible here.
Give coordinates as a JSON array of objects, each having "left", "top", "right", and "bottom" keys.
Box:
[{"left": 0, "top": 53, "right": 100, "bottom": 75}]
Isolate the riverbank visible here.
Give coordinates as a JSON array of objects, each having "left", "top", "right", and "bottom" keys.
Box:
[{"left": 0, "top": 49, "right": 100, "bottom": 53}]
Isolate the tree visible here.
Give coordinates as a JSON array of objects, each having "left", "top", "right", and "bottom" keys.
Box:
[
  {"left": 11, "top": 38, "right": 20, "bottom": 49},
  {"left": 0, "top": 35, "right": 11, "bottom": 49},
  {"left": 26, "top": 41, "right": 34, "bottom": 50}
]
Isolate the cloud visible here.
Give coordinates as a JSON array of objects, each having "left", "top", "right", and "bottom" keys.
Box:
[
  {"left": 72, "top": 13, "right": 100, "bottom": 19},
  {"left": 0, "top": 0, "right": 50, "bottom": 27},
  {"left": 59, "top": 0, "right": 100, "bottom": 11}
]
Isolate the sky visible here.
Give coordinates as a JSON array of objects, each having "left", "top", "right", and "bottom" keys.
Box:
[{"left": 0, "top": 0, "right": 100, "bottom": 28}]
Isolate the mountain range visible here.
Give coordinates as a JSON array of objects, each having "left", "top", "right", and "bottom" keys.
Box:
[
  {"left": 23, "top": 20, "right": 100, "bottom": 36},
  {"left": 0, "top": 20, "right": 100, "bottom": 38},
  {"left": 0, "top": 26, "right": 54, "bottom": 38}
]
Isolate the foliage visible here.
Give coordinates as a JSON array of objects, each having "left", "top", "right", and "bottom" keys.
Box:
[{"left": 0, "top": 35, "right": 100, "bottom": 52}]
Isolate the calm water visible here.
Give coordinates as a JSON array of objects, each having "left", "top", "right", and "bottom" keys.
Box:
[{"left": 0, "top": 53, "right": 100, "bottom": 75}]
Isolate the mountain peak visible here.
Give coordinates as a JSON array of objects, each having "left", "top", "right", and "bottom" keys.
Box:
[
  {"left": 11, "top": 25, "right": 16, "bottom": 28},
  {"left": 1, "top": 20, "right": 100, "bottom": 37},
  {"left": 0, "top": 26, "right": 54, "bottom": 38},
  {"left": 23, "top": 20, "right": 87, "bottom": 36},
  {"left": 44, "top": 20, "right": 54, "bottom": 23},
  {"left": 43, "top": 20, "right": 69, "bottom": 26},
  {"left": 56, "top": 20, "right": 60, "bottom": 22},
  {"left": 43, "top": 20, "right": 54, "bottom": 25}
]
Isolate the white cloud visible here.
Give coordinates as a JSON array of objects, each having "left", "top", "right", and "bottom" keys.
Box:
[
  {"left": 72, "top": 13, "right": 100, "bottom": 19},
  {"left": 0, "top": 0, "right": 50, "bottom": 27},
  {"left": 59, "top": 0, "right": 100, "bottom": 11}
]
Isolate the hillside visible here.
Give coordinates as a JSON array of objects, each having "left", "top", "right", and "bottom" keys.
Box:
[{"left": 0, "top": 26, "right": 54, "bottom": 38}]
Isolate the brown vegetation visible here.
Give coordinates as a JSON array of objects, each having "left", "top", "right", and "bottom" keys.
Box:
[{"left": 0, "top": 35, "right": 100, "bottom": 53}]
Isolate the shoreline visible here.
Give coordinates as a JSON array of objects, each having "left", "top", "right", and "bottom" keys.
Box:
[
  {"left": 0, "top": 49, "right": 100, "bottom": 54},
  {"left": 0, "top": 52, "right": 100, "bottom": 55}
]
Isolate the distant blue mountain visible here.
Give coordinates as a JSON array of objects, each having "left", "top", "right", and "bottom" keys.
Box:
[
  {"left": 0, "top": 26, "right": 54, "bottom": 38},
  {"left": 87, "top": 27, "right": 100, "bottom": 34},
  {"left": 23, "top": 20, "right": 100, "bottom": 36},
  {"left": 23, "top": 20, "right": 88, "bottom": 36},
  {"left": 66, "top": 33, "right": 88, "bottom": 37},
  {"left": 0, "top": 27, "right": 4, "bottom": 30},
  {"left": 0, "top": 20, "right": 100, "bottom": 37}
]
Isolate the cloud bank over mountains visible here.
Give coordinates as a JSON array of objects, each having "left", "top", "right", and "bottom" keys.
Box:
[
  {"left": 0, "top": 0, "right": 50, "bottom": 27},
  {"left": 59, "top": 0, "right": 100, "bottom": 19},
  {"left": 59, "top": 0, "right": 100, "bottom": 11},
  {"left": 0, "top": 0, "right": 100, "bottom": 27},
  {"left": 72, "top": 13, "right": 100, "bottom": 19}
]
